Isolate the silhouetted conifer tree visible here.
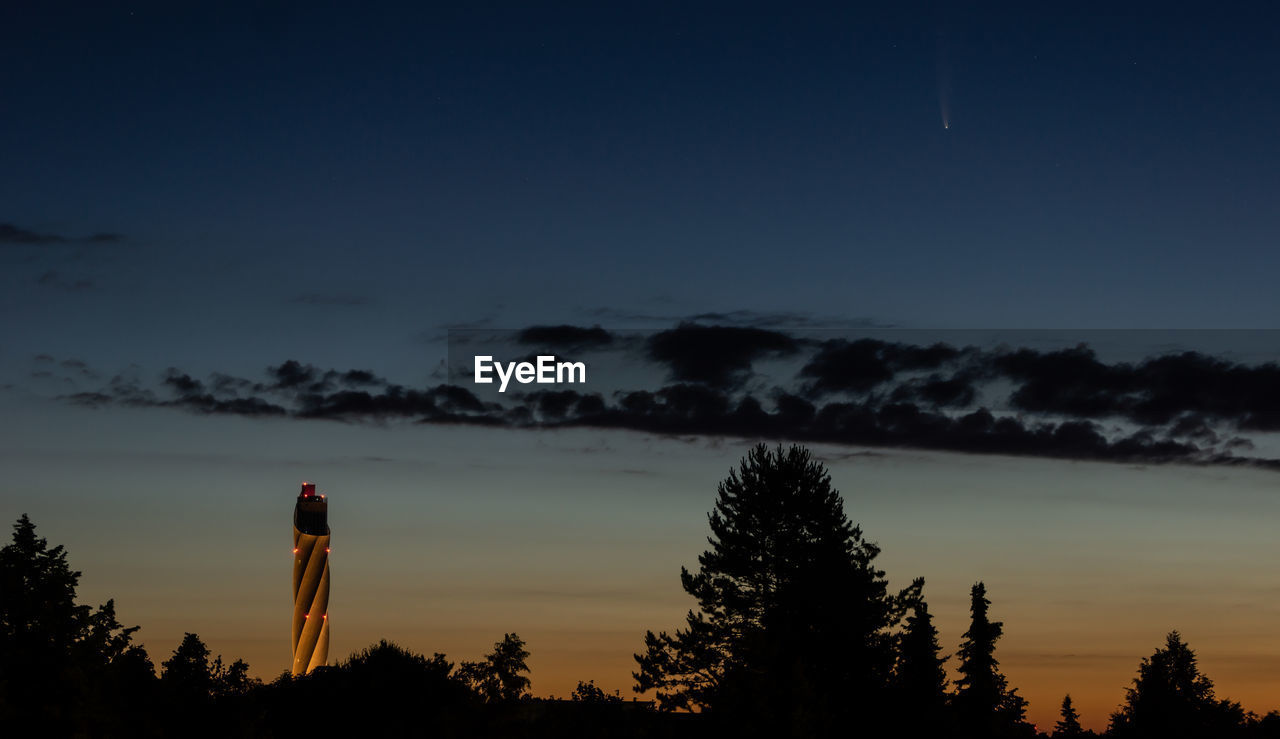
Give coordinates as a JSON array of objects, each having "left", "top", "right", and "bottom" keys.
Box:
[
  {"left": 1108, "top": 631, "right": 1247, "bottom": 738},
  {"left": 0, "top": 514, "right": 153, "bottom": 734},
  {"left": 1054, "top": 694, "right": 1084, "bottom": 737},
  {"left": 634, "top": 444, "right": 919, "bottom": 736},
  {"left": 954, "top": 582, "right": 1030, "bottom": 738},
  {"left": 895, "top": 595, "right": 950, "bottom": 731},
  {"left": 0, "top": 513, "right": 88, "bottom": 732}
]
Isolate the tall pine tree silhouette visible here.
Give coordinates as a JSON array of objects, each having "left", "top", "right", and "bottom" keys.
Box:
[
  {"left": 1054, "top": 694, "right": 1085, "bottom": 738},
  {"left": 954, "top": 582, "right": 1030, "bottom": 738},
  {"left": 634, "top": 444, "right": 919, "bottom": 736},
  {"left": 894, "top": 594, "right": 949, "bottom": 731}
]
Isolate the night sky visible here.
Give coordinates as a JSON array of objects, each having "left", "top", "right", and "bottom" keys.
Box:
[{"left": 4, "top": 3, "right": 1280, "bottom": 731}]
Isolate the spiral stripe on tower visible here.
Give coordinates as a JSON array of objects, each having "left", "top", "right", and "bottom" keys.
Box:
[{"left": 292, "top": 482, "right": 330, "bottom": 676}]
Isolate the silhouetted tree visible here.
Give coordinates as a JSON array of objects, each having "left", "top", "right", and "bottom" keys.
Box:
[
  {"left": 0, "top": 514, "right": 153, "bottom": 734},
  {"left": 343, "top": 639, "right": 458, "bottom": 681},
  {"left": 212, "top": 656, "right": 258, "bottom": 697},
  {"left": 459, "top": 633, "right": 532, "bottom": 702},
  {"left": 96, "top": 643, "right": 160, "bottom": 736},
  {"left": 75, "top": 599, "right": 159, "bottom": 735},
  {"left": 162, "top": 632, "right": 216, "bottom": 700},
  {"left": 634, "top": 444, "right": 919, "bottom": 736},
  {"left": 572, "top": 679, "right": 623, "bottom": 703},
  {"left": 1054, "top": 694, "right": 1085, "bottom": 737},
  {"left": 159, "top": 631, "right": 267, "bottom": 736},
  {"left": 954, "top": 582, "right": 1030, "bottom": 738},
  {"left": 1108, "top": 631, "right": 1247, "bottom": 738},
  {"left": 259, "top": 640, "right": 478, "bottom": 737},
  {"left": 1253, "top": 712, "right": 1280, "bottom": 738},
  {"left": 0, "top": 514, "right": 87, "bottom": 731},
  {"left": 894, "top": 594, "right": 950, "bottom": 731}
]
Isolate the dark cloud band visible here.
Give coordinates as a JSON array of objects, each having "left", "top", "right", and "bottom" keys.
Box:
[{"left": 53, "top": 329, "right": 1280, "bottom": 470}]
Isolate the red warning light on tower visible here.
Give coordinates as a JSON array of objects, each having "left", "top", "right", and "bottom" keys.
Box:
[{"left": 300, "top": 482, "right": 316, "bottom": 497}]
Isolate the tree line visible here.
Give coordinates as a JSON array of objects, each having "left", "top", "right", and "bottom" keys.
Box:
[{"left": 3, "top": 443, "right": 1279, "bottom": 737}]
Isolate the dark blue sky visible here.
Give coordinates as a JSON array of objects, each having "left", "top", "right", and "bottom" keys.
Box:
[{"left": 4, "top": 2, "right": 1280, "bottom": 380}]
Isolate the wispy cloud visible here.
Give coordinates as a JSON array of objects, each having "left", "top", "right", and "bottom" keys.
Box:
[
  {"left": 290, "top": 292, "right": 372, "bottom": 307},
  {"left": 36, "top": 270, "right": 94, "bottom": 291},
  {"left": 580, "top": 306, "right": 893, "bottom": 329},
  {"left": 1, "top": 222, "right": 123, "bottom": 246}
]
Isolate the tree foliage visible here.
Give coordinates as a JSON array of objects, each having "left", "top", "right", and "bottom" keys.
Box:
[
  {"left": 162, "top": 632, "right": 216, "bottom": 699},
  {"left": 634, "top": 444, "right": 918, "bottom": 734},
  {"left": 7, "top": 447, "right": 1280, "bottom": 739},
  {"left": 261, "top": 639, "right": 477, "bottom": 736},
  {"left": 1054, "top": 694, "right": 1086, "bottom": 738},
  {"left": 895, "top": 595, "right": 949, "bottom": 729},
  {"left": 1109, "top": 631, "right": 1247, "bottom": 738},
  {"left": 459, "top": 633, "right": 532, "bottom": 703},
  {"left": 571, "top": 679, "right": 622, "bottom": 703},
  {"left": 954, "top": 582, "right": 1030, "bottom": 738},
  {"left": 0, "top": 514, "right": 152, "bottom": 733}
]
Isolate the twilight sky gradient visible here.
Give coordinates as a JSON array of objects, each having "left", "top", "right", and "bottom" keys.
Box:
[{"left": 4, "top": 2, "right": 1280, "bottom": 731}]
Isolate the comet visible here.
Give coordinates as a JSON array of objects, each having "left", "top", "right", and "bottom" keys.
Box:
[{"left": 937, "top": 31, "right": 951, "bottom": 130}]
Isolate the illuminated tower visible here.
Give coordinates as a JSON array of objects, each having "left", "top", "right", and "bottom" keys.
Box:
[{"left": 291, "top": 482, "right": 330, "bottom": 675}]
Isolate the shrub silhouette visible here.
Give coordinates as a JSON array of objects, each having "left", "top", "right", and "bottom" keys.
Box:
[{"left": 261, "top": 639, "right": 477, "bottom": 737}]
